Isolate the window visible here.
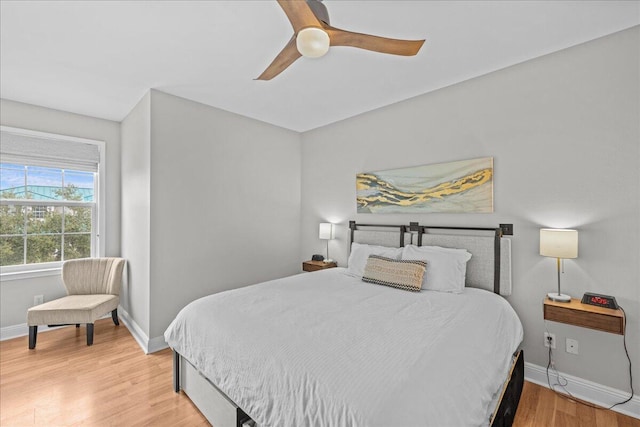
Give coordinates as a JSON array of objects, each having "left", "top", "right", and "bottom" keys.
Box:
[
  {"left": 32, "top": 205, "right": 47, "bottom": 219},
  {"left": 0, "top": 127, "right": 104, "bottom": 279}
]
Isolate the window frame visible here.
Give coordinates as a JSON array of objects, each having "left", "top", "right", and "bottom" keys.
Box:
[{"left": 0, "top": 126, "right": 105, "bottom": 281}]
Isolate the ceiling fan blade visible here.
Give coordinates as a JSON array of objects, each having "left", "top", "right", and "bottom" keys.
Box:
[
  {"left": 277, "top": 0, "right": 322, "bottom": 32},
  {"left": 325, "top": 25, "right": 425, "bottom": 56},
  {"left": 256, "top": 36, "right": 302, "bottom": 81}
]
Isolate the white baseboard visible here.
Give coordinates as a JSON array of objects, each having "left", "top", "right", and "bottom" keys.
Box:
[
  {"left": 525, "top": 362, "right": 639, "bottom": 419},
  {"left": 0, "top": 323, "right": 65, "bottom": 341},
  {"left": 1, "top": 323, "right": 27, "bottom": 341},
  {"left": 1, "top": 308, "right": 169, "bottom": 355},
  {"left": 148, "top": 334, "right": 169, "bottom": 353},
  {"left": 116, "top": 306, "right": 151, "bottom": 354},
  {"left": 116, "top": 307, "right": 168, "bottom": 354},
  {"left": 1, "top": 313, "right": 110, "bottom": 341}
]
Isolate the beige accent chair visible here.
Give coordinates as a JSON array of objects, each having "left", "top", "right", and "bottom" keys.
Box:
[{"left": 27, "top": 257, "right": 126, "bottom": 349}]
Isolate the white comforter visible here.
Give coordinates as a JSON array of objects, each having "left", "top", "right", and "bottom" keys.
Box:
[{"left": 165, "top": 268, "right": 523, "bottom": 427}]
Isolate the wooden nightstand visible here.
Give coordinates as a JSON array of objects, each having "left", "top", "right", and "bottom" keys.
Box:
[
  {"left": 543, "top": 298, "right": 625, "bottom": 335},
  {"left": 302, "top": 260, "right": 337, "bottom": 272}
]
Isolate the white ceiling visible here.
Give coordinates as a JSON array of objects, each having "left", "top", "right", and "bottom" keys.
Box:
[{"left": 1, "top": 1, "right": 638, "bottom": 132}]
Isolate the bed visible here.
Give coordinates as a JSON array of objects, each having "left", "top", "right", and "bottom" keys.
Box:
[{"left": 165, "top": 222, "right": 524, "bottom": 427}]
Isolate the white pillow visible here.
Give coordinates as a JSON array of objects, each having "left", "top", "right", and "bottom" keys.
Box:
[
  {"left": 346, "top": 242, "right": 402, "bottom": 278},
  {"left": 401, "top": 245, "right": 472, "bottom": 293}
]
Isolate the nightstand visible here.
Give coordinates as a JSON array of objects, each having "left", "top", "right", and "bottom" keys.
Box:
[
  {"left": 302, "top": 260, "right": 337, "bottom": 272},
  {"left": 543, "top": 298, "right": 625, "bottom": 335}
]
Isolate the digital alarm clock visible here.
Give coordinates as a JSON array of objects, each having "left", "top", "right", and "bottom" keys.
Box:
[{"left": 581, "top": 292, "right": 618, "bottom": 309}]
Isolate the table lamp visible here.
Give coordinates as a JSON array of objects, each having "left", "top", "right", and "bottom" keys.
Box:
[
  {"left": 540, "top": 228, "right": 578, "bottom": 302},
  {"left": 319, "top": 223, "right": 334, "bottom": 263}
]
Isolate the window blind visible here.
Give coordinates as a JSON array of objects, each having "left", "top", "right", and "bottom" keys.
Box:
[{"left": 0, "top": 130, "right": 100, "bottom": 172}]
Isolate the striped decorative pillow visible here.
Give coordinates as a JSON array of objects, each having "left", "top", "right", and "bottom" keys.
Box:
[{"left": 362, "top": 255, "right": 426, "bottom": 292}]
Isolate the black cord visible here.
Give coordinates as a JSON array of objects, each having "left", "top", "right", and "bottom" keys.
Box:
[
  {"left": 545, "top": 305, "right": 634, "bottom": 410},
  {"left": 609, "top": 306, "right": 634, "bottom": 409},
  {"left": 546, "top": 345, "right": 556, "bottom": 391}
]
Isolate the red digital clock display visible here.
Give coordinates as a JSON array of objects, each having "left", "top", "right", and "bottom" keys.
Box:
[
  {"left": 590, "top": 296, "right": 608, "bottom": 305},
  {"left": 581, "top": 292, "right": 618, "bottom": 309}
]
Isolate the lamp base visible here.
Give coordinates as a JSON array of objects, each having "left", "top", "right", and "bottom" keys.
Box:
[
  {"left": 324, "top": 258, "right": 334, "bottom": 263},
  {"left": 547, "top": 292, "right": 571, "bottom": 303}
]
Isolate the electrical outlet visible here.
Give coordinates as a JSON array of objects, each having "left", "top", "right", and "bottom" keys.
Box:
[
  {"left": 544, "top": 332, "right": 556, "bottom": 349},
  {"left": 499, "top": 224, "right": 514, "bottom": 236},
  {"left": 566, "top": 338, "right": 579, "bottom": 355},
  {"left": 33, "top": 294, "right": 44, "bottom": 306}
]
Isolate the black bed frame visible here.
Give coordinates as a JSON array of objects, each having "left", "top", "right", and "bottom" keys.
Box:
[{"left": 492, "top": 349, "right": 525, "bottom": 427}]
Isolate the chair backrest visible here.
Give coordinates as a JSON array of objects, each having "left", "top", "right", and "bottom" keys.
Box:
[{"left": 62, "top": 258, "right": 126, "bottom": 296}]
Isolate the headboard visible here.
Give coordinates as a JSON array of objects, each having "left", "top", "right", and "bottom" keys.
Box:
[
  {"left": 349, "top": 221, "right": 514, "bottom": 296},
  {"left": 349, "top": 223, "right": 412, "bottom": 248}
]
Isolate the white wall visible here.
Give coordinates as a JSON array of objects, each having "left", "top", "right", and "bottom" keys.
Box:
[
  {"left": 120, "top": 90, "right": 302, "bottom": 345},
  {"left": 120, "top": 92, "right": 152, "bottom": 336},
  {"left": 0, "top": 99, "right": 121, "bottom": 331},
  {"left": 300, "top": 27, "right": 639, "bottom": 394}
]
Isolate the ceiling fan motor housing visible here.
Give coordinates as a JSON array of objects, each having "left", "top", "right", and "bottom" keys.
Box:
[{"left": 306, "top": 0, "right": 329, "bottom": 24}]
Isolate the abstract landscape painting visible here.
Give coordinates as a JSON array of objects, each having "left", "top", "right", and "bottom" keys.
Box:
[{"left": 356, "top": 157, "right": 494, "bottom": 213}]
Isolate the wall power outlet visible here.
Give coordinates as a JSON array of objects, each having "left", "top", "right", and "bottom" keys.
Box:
[
  {"left": 33, "top": 295, "right": 44, "bottom": 306},
  {"left": 544, "top": 332, "right": 556, "bottom": 349}
]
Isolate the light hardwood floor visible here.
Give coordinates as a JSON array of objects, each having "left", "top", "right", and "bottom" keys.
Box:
[
  {"left": 513, "top": 381, "right": 638, "bottom": 427},
  {"left": 1, "top": 318, "right": 637, "bottom": 426}
]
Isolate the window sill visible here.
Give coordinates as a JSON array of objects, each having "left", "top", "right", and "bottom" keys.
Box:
[{"left": 0, "top": 267, "right": 61, "bottom": 282}]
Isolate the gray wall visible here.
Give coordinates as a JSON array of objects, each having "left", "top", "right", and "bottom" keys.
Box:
[
  {"left": 120, "top": 90, "right": 302, "bottom": 343},
  {"left": 120, "top": 92, "right": 152, "bottom": 335},
  {"left": 300, "top": 27, "right": 639, "bottom": 392},
  {"left": 0, "top": 99, "right": 121, "bottom": 329}
]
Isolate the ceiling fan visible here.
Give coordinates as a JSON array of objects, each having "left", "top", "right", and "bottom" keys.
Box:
[{"left": 256, "top": 0, "right": 425, "bottom": 80}]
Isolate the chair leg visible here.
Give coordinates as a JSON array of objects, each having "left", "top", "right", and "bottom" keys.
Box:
[
  {"left": 28, "top": 326, "right": 38, "bottom": 349},
  {"left": 86, "top": 323, "right": 94, "bottom": 346},
  {"left": 76, "top": 324, "right": 80, "bottom": 328},
  {"left": 111, "top": 309, "right": 119, "bottom": 326}
]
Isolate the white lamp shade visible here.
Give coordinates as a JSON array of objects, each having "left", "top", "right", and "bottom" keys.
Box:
[
  {"left": 540, "top": 229, "right": 578, "bottom": 259},
  {"left": 319, "top": 223, "right": 334, "bottom": 240},
  {"left": 296, "top": 27, "right": 330, "bottom": 58}
]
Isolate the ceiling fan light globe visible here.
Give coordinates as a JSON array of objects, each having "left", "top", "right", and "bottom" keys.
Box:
[{"left": 296, "top": 27, "right": 330, "bottom": 58}]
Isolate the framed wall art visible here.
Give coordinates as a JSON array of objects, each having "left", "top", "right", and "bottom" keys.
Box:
[{"left": 356, "top": 157, "right": 494, "bottom": 214}]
